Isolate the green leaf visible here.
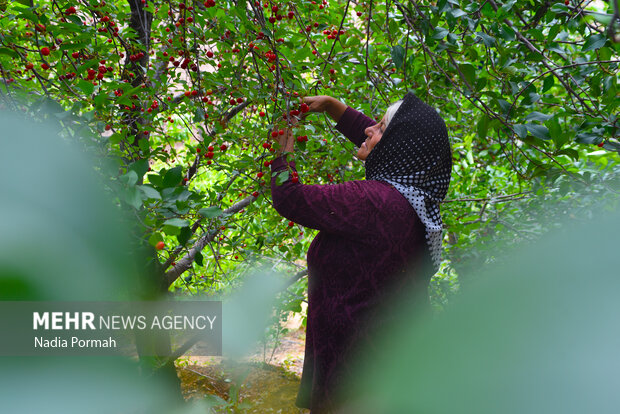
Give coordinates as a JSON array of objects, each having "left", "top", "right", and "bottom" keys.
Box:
[
  {"left": 195, "top": 251, "right": 204, "bottom": 266},
  {"left": 120, "top": 170, "right": 138, "bottom": 186},
  {"left": 76, "top": 79, "right": 94, "bottom": 96},
  {"left": 584, "top": 11, "right": 614, "bottom": 25},
  {"left": 276, "top": 171, "right": 290, "bottom": 185},
  {"left": 138, "top": 185, "right": 161, "bottom": 200},
  {"left": 128, "top": 159, "right": 149, "bottom": 179},
  {"left": 477, "top": 115, "right": 489, "bottom": 139},
  {"left": 147, "top": 173, "right": 163, "bottom": 187},
  {"left": 546, "top": 117, "right": 565, "bottom": 147},
  {"left": 198, "top": 206, "right": 223, "bottom": 218},
  {"left": 501, "top": 0, "right": 517, "bottom": 11},
  {"left": 138, "top": 138, "right": 149, "bottom": 154},
  {"left": 542, "top": 75, "right": 555, "bottom": 93},
  {"left": 513, "top": 124, "right": 527, "bottom": 138},
  {"left": 162, "top": 166, "right": 183, "bottom": 188},
  {"left": 582, "top": 34, "right": 607, "bottom": 52},
  {"left": 148, "top": 232, "right": 163, "bottom": 246},
  {"left": 66, "top": 15, "right": 84, "bottom": 26},
  {"left": 16, "top": 9, "right": 38, "bottom": 23},
  {"left": 176, "top": 226, "right": 192, "bottom": 246},
  {"left": 163, "top": 218, "right": 189, "bottom": 228},
  {"left": 193, "top": 107, "right": 205, "bottom": 123},
  {"left": 61, "top": 41, "right": 89, "bottom": 51},
  {"left": 550, "top": 3, "right": 569, "bottom": 14},
  {"left": 437, "top": 0, "right": 450, "bottom": 14},
  {"left": 449, "top": 9, "right": 467, "bottom": 18},
  {"left": 391, "top": 45, "right": 405, "bottom": 69},
  {"left": 0, "top": 47, "right": 18, "bottom": 58},
  {"left": 556, "top": 148, "right": 579, "bottom": 161},
  {"left": 124, "top": 186, "right": 142, "bottom": 209},
  {"left": 575, "top": 132, "right": 599, "bottom": 144},
  {"left": 109, "top": 133, "right": 123, "bottom": 145},
  {"left": 458, "top": 63, "right": 476, "bottom": 88},
  {"left": 526, "top": 124, "right": 551, "bottom": 140},
  {"left": 431, "top": 27, "right": 449, "bottom": 40},
  {"left": 499, "top": 25, "right": 515, "bottom": 41},
  {"left": 525, "top": 112, "right": 552, "bottom": 122},
  {"left": 475, "top": 32, "right": 496, "bottom": 47},
  {"left": 496, "top": 99, "right": 512, "bottom": 114}
]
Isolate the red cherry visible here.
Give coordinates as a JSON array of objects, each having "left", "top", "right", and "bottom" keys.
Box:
[
  {"left": 597, "top": 141, "right": 604, "bottom": 147},
  {"left": 206, "top": 151, "right": 214, "bottom": 159},
  {"left": 207, "top": 51, "right": 214, "bottom": 58},
  {"left": 41, "top": 47, "right": 50, "bottom": 56},
  {"left": 208, "top": 145, "right": 214, "bottom": 151},
  {"left": 35, "top": 24, "right": 46, "bottom": 33},
  {"left": 252, "top": 191, "right": 259, "bottom": 197},
  {"left": 259, "top": 111, "right": 266, "bottom": 117},
  {"left": 300, "top": 103, "right": 310, "bottom": 113},
  {"left": 105, "top": 124, "right": 111, "bottom": 131},
  {"left": 236, "top": 97, "right": 244, "bottom": 103},
  {"left": 41, "top": 63, "right": 50, "bottom": 70},
  {"left": 271, "top": 131, "right": 278, "bottom": 138},
  {"left": 220, "top": 144, "right": 227, "bottom": 151},
  {"left": 257, "top": 172, "right": 264, "bottom": 178},
  {"left": 288, "top": 221, "right": 294, "bottom": 227},
  {"left": 196, "top": 147, "right": 201, "bottom": 153},
  {"left": 262, "top": 142, "right": 271, "bottom": 149},
  {"left": 155, "top": 241, "right": 165, "bottom": 250},
  {"left": 65, "top": 6, "right": 76, "bottom": 15},
  {"left": 25, "top": 62, "right": 34, "bottom": 70}
]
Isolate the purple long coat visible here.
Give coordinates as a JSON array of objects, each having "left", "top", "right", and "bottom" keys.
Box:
[{"left": 270, "top": 107, "right": 432, "bottom": 413}]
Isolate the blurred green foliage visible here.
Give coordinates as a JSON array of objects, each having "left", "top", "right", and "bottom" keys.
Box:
[{"left": 341, "top": 202, "right": 620, "bottom": 414}]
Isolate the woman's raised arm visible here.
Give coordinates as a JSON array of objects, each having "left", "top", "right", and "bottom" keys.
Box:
[{"left": 303, "top": 95, "right": 347, "bottom": 122}]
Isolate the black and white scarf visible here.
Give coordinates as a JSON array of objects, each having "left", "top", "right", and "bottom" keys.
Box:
[{"left": 365, "top": 92, "right": 452, "bottom": 270}]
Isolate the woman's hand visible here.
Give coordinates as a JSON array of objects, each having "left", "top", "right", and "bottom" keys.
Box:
[
  {"left": 303, "top": 95, "right": 333, "bottom": 114},
  {"left": 303, "top": 95, "right": 347, "bottom": 122},
  {"left": 271, "top": 116, "right": 298, "bottom": 155}
]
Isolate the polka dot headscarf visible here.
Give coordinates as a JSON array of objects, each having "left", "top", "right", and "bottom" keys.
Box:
[{"left": 365, "top": 92, "right": 452, "bottom": 270}]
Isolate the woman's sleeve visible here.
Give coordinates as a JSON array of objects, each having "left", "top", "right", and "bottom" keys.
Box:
[
  {"left": 334, "top": 106, "right": 377, "bottom": 147},
  {"left": 270, "top": 155, "right": 377, "bottom": 239}
]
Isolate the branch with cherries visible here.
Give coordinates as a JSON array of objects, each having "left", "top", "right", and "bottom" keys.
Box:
[{"left": 270, "top": 95, "right": 347, "bottom": 155}]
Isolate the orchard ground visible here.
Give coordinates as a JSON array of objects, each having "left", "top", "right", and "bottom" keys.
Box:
[{"left": 176, "top": 308, "right": 308, "bottom": 413}]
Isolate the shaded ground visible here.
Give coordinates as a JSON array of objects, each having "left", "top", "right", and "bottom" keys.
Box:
[
  {"left": 178, "top": 360, "right": 308, "bottom": 413},
  {"left": 176, "top": 312, "right": 308, "bottom": 413}
]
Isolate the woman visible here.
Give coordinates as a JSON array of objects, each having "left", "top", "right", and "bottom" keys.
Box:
[{"left": 270, "top": 92, "right": 452, "bottom": 413}]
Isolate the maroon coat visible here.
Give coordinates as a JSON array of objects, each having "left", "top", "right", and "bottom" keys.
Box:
[{"left": 270, "top": 107, "right": 432, "bottom": 413}]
